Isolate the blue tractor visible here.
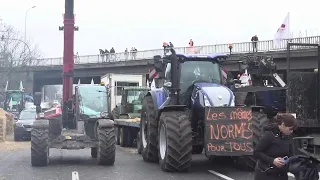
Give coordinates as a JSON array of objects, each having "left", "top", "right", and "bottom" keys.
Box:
[{"left": 139, "top": 49, "right": 262, "bottom": 172}]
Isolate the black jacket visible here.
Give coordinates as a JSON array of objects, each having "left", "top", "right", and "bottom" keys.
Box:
[
  {"left": 254, "top": 123, "right": 292, "bottom": 174},
  {"left": 288, "top": 151, "right": 320, "bottom": 180}
]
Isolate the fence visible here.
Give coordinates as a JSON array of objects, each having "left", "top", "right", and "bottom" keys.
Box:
[{"left": 11, "top": 36, "right": 320, "bottom": 67}]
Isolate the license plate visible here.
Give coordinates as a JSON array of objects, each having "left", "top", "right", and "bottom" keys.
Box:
[{"left": 26, "top": 128, "right": 32, "bottom": 131}]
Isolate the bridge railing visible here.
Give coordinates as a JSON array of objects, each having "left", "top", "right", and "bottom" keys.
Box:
[{"left": 15, "top": 36, "right": 320, "bottom": 67}]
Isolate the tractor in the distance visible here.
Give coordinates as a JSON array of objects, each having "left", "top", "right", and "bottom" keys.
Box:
[
  {"left": 139, "top": 49, "right": 263, "bottom": 172},
  {"left": 112, "top": 86, "right": 149, "bottom": 119},
  {"left": 3, "top": 81, "right": 33, "bottom": 117},
  {"left": 32, "top": 83, "right": 116, "bottom": 166}
]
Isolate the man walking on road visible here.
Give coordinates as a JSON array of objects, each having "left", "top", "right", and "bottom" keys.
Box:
[{"left": 251, "top": 35, "right": 258, "bottom": 52}]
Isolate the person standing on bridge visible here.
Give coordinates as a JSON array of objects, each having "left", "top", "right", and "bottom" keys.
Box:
[
  {"left": 124, "top": 48, "right": 129, "bottom": 60},
  {"left": 189, "top": 39, "right": 194, "bottom": 46},
  {"left": 110, "top": 47, "right": 115, "bottom": 61},
  {"left": 251, "top": 35, "right": 259, "bottom": 52},
  {"left": 253, "top": 113, "right": 297, "bottom": 180}
]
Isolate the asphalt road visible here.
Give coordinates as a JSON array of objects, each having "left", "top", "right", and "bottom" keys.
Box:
[{"left": 0, "top": 139, "right": 296, "bottom": 180}]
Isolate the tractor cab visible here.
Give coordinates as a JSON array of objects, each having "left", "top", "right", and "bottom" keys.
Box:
[
  {"left": 112, "top": 87, "right": 149, "bottom": 119},
  {"left": 159, "top": 53, "right": 232, "bottom": 106},
  {"left": 4, "top": 90, "right": 24, "bottom": 112}
]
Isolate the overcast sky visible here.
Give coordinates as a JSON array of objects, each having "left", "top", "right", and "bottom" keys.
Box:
[{"left": 0, "top": 0, "right": 319, "bottom": 58}]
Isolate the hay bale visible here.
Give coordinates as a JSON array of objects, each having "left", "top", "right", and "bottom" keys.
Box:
[{"left": 0, "top": 109, "right": 14, "bottom": 142}]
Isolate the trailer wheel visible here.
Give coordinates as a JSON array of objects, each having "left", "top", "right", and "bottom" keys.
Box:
[
  {"left": 141, "top": 95, "right": 158, "bottom": 162},
  {"left": 158, "top": 111, "right": 192, "bottom": 172},
  {"left": 31, "top": 122, "right": 49, "bottom": 167},
  {"left": 137, "top": 131, "right": 142, "bottom": 154},
  {"left": 236, "top": 111, "right": 268, "bottom": 171},
  {"left": 115, "top": 127, "right": 120, "bottom": 145},
  {"left": 91, "top": 147, "right": 97, "bottom": 158},
  {"left": 192, "top": 145, "right": 203, "bottom": 154},
  {"left": 97, "top": 127, "right": 116, "bottom": 165}
]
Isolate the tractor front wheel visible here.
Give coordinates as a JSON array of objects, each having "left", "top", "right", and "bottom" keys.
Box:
[{"left": 158, "top": 111, "right": 192, "bottom": 172}]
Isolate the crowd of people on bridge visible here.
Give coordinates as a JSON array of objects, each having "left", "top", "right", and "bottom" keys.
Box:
[
  {"left": 98, "top": 47, "right": 138, "bottom": 62},
  {"left": 75, "top": 36, "right": 260, "bottom": 64}
]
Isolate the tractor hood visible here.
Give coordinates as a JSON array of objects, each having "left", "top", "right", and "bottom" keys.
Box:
[{"left": 194, "top": 82, "right": 235, "bottom": 107}]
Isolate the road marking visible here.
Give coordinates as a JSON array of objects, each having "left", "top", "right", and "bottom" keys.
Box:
[
  {"left": 208, "top": 170, "right": 234, "bottom": 180},
  {"left": 72, "top": 171, "right": 79, "bottom": 180}
]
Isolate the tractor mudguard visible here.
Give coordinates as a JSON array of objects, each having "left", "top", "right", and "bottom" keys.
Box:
[
  {"left": 33, "top": 120, "right": 49, "bottom": 128},
  {"left": 147, "top": 91, "right": 160, "bottom": 111},
  {"left": 159, "top": 105, "right": 187, "bottom": 114},
  {"left": 97, "top": 119, "right": 114, "bottom": 128}
]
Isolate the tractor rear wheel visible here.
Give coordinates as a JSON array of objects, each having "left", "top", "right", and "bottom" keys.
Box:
[
  {"left": 31, "top": 120, "right": 49, "bottom": 167},
  {"left": 115, "top": 127, "right": 120, "bottom": 145},
  {"left": 140, "top": 95, "right": 158, "bottom": 162},
  {"left": 158, "top": 111, "right": 192, "bottom": 172},
  {"left": 236, "top": 111, "right": 268, "bottom": 171},
  {"left": 97, "top": 127, "right": 116, "bottom": 165},
  {"left": 137, "top": 131, "right": 142, "bottom": 154}
]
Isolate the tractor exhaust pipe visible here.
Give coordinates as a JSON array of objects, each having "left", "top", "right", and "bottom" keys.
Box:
[{"left": 169, "top": 48, "right": 180, "bottom": 105}]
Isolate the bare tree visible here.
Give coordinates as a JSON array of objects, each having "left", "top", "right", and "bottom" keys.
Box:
[
  {"left": 0, "top": 22, "right": 40, "bottom": 68},
  {"left": 0, "top": 21, "right": 41, "bottom": 102}
]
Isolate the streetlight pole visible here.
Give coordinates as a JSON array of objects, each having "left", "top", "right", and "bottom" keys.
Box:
[{"left": 24, "top": 6, "right": 36, "bottom": 42}]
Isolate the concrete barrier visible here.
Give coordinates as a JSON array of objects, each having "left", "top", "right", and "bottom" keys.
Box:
[{"left": 0, "top": 109, "right": 14, "bottom": 142}]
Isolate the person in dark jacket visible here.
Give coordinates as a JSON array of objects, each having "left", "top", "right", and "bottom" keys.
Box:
[{"left": 253, "top": 113, "right": 297, "bottom": 180}]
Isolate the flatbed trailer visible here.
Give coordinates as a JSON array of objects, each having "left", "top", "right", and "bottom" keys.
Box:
[{"left": 114, "top": 118, "right": 142, "bottom": 153}]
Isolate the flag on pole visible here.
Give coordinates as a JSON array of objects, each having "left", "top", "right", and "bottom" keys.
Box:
[{"left": 273, "top": 12, "right": 290, "bottom": 48}]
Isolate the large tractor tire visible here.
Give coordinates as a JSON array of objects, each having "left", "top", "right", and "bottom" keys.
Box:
[
  {"left": 140, "top": 95, "right": 158, "bottom": 162},
  {"left": 137, "top": 131, "right": 142, "bottom": 154},
  {"left": 236, "top": 111, "right": 268, "bottom": 171},
  {"left": 119, "top": 127, "right": 132, "bottom": 147},
  {"left": 31, "top": 120, "right": 49, "bottom": 167},
  {"left": 97, "top": 127, "right": 116, "bottom": 165},
  {"left": 158, "top": 111, "right": 193, "bottom": 172}
]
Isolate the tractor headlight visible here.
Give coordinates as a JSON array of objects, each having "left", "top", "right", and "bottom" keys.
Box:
[
  {"left": 100, "top": 111, "right": 108, "bottom": 118},
  {"left": 203, "top": 95, "right": 211, "bottom": 106}
]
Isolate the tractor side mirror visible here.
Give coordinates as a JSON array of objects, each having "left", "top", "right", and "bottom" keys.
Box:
[{"left": 34, "top": 92, "right": 42, "bottom": 106}]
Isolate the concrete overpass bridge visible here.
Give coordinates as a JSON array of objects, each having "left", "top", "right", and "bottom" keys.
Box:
[{"left": 1, "top": 36, "right": 319, "bottom": 93}]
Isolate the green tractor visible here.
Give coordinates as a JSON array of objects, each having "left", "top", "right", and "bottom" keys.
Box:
[
  {"left": 3, "top": 81, "right": 26, "bottom": 115},
  {"left": 111, "top": 87, "right": 150, "bottom": 119}
]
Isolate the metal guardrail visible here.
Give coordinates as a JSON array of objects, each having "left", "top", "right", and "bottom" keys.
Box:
[{"left": 14, "top": 36, "right": 320, "bottom": 67}]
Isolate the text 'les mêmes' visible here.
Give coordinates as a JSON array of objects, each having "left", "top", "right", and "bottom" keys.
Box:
[{"left": 206, "top": 108, "right": 252, "bottom": 121}]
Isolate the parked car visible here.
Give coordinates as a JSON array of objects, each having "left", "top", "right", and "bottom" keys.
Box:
[{"left": 14, "top": 109, "right": 36, "bottom": 141}]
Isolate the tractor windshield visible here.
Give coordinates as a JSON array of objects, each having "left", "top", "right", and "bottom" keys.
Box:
[
  {"left": 165, "top": 60, "right": 222, "bottom": 93},
  {"left": 126, "top": 90, "right": 148, "bottom": 105},
  {"left": 78, "top": 86, "right": 109, "bottom": 117},
  {"left": 6, "top": 92, "right": 22, "bottom": 103}
]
